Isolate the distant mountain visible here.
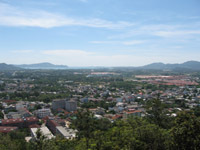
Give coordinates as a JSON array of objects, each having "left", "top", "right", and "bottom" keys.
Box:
[
  {"left": 140, "top": 62, "right": 166, "bottom": 70},
  {"left": 2, "top": 61, "right": 200, "bottom": 71},
  {"left": 181, "top": 61, "right": 200, "bottom": 70},
  {"left": 140, "top": 61, "right": 200, "bottom": 70},
  {"left": 0, "top": 63, "right": 21, "bottom": 71},
  {"left": 16, "top": 62, "right": 68, "bottom": 70}
]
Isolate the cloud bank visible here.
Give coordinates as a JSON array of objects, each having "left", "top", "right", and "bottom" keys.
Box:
[{"left": 0, "top": 2, "right": 134, "bottom": 29}]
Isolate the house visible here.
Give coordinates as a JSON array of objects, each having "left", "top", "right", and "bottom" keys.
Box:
[
  {"left": 123, "top": 110, "right": 142, "bottom": 119},
  {"left": 6, "top": 112, "right": 21, "bottom": 119},
  {"left": 34, "top": 109, "right": 52, "bottom": 119},
  {"left": 18, "top": 108, "right": 32, "bottom": 118}
]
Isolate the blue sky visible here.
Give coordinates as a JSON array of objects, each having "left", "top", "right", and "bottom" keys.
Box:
[{"left": 0, "top": 0, "right": 200, "bottom": 66}]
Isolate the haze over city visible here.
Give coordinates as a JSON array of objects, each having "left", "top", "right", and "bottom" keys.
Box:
[{"left": 0, "top": 0, "right": 200, "bottom": 66}]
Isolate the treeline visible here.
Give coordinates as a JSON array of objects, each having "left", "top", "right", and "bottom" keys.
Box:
[{"left": 81, "top": 101, "right": 116, "bottom": 110}]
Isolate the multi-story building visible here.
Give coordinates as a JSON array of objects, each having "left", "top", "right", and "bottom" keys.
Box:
[
  {"left": 65, "top": 100, "right": 77, "bottom": 112},
  {"left": 34, "top": 109, "right": 52, "bottom": 119},
  {"left": 52, "top": 98, "right": 77, "bottom": 112},
  {"left": 52, "top": 99, "right": 66, "bottom": 111}
]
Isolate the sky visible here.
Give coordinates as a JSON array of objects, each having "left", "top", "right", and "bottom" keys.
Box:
[{"left": 0, "top": 0, "right": 200, "bottom": 66}]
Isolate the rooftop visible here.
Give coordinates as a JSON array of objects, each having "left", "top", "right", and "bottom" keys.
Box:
[{"left": 31, "top": 126, "right": 54, "bottom": 139}]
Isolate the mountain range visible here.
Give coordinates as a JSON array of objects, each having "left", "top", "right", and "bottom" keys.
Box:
[
  {"left": 15, "top": 62, "right": 68, "bottom": 69},
  {"left": 0, "top": 61, "right": 200, "bottom": 71},
  {"left": 0, "top": 63, "right": 21, "bottom": 70},
  {"left": 140, "top": 61, "right": 200, "bottom": 70}
]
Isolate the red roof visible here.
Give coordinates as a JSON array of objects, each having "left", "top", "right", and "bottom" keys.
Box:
[
  {"left": 25, "top": 117, "right": 38, "bottom": 122},
  {"left": 0, "top": 126, "right": 18, "bottom": 133},
  {"left": 28, "top": 124, "right": 40, "bottom": 128},
  {"left": 1, "top": 118, "right": 24, "bottom": 125},
  {"left": 48, "top": 119, "right": 59, "bottom": 127},
  {"left": 1, "top": 117, "right": 38, "bottom": 125},
  {"left": 3, "top": 100, "right": 16, "bottom": 104}
]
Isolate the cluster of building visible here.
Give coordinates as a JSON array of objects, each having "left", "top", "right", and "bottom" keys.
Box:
[
  {"left": 135, "top": 75, "right": 199, "bottom": 86},
  {"left": 0, "top": 117, "right": 39, "bottom": 133},
  {"left": 0, "top": 98, "right": 77, "bottom": 141},
  {"left": 0, "top": 71, "right": 200, "bottom": 141}
]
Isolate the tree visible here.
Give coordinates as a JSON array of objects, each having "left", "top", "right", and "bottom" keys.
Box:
[
  {"left": 145, "top": 98, "right": 172, "bottom": 129},
  {"left": 171, "top": 111, "right": 200, "bottom": 150},
  {"left": 0, "top": 131, "right": 28, "bottom": 150},
  {"left": 0, "top": 111, "right": 4, "bottom": 119},
  {"left": 72, "top": 109, "right": 96, "bottom": 149}
]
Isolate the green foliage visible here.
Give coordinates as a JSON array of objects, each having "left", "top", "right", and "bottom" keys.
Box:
[
  {"left": 145, "top": 98, "right": 173, "bottom": 129},
  {"left": 0, "top": 103, "right": 3, "bottom": 109},
  {"left": 171, "top": 111, "right": 200, "bottom": 150},
  {"left": 0, "top": 131, "right": 27, "bottom": 150},
  {"left": 81, "top": 101, "right": 116, "bottom": 110},
  {"left": 72, "top": 110, "right": 172, "bottom": 150},
  {"left": 0, "top": 111, "right": 4, "bottom": 119},
  {"left": 0, "top": 110, "right": 200, "bottom": 150},
  {"left": 193, "top": 106, "right": 200, "bottom": 117}
]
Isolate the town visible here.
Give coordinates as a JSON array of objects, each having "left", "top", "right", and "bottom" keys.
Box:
[{"left": 0, "top": 69, "right": 200, "bottom": 145}]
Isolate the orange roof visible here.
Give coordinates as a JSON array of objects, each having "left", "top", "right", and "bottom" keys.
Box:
[
  {"left": 112, "top": 114, "right": 122, "bottom": 120},
  {"left": 125, "top": 110, "right": 142, "bottom": 114}
]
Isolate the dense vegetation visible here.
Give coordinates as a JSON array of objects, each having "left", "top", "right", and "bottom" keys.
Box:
[{"left": 0, "top": 108, "right": 200, "bottom": 150}]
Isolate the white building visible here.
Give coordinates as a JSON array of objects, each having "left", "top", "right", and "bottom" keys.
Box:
[
  {"left": 31, "top": 126, "right": 54, "bottom": 140},
  {"left": 56, "top": 126, "right": 76, "bottom": 139},
  {"left": 34, "top": 109, "right": 52, "bottom": 119}
]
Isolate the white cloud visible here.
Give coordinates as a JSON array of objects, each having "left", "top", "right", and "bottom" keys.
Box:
[
  {"left": 109, "top": 23, "right": 200, "bottom": 40},
  {"left": 0, "top": 2, "right": 134, "bottom": 29},
  {"left": 154, "top": 30, "right": 200, "bottom": 38}
]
